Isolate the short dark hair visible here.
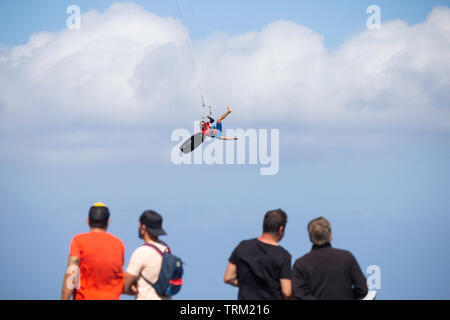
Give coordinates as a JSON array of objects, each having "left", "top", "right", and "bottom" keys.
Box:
[
  {"left": 263, "top": 209, "right": 287, "bottom": 234},
  {"left": 88, "top": 206, "right": 110, "bottom": 229},
  {"left": 308, "top": 217, "right": 332, "bottom": 246}
]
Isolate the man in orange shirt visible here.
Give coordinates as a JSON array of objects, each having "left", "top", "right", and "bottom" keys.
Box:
[{"left": 61, "top": 203, "right": 125, "bottom": 300}]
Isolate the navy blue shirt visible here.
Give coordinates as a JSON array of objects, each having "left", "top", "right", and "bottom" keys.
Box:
[{"left": 292, "top": 243, "right": 368, "bottom": 300}]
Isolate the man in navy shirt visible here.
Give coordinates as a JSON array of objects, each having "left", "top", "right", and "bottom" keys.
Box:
[{"left": 292, "top": 217, "right": 368, "bottom": 300}]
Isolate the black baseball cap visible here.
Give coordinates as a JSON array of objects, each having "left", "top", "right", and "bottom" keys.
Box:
[
  {"left": 140, "top": 210, "right": 167, "bottom": 236},
  {"left": 89, "top": 202, "right": 110, "bottom": 220}
]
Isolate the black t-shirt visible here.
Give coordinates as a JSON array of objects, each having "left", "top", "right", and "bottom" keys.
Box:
[{"left": 229, "top": 238, "right": 292, "bottom": 300}]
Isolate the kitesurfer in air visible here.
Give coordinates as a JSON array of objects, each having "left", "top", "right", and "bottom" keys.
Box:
[{"left": 200, "top": 106, "right": 238, "bottom": 140}]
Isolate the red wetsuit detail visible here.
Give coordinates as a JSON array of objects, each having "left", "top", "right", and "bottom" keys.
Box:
[{"left": 202, "top": 122, "right": 217, "bottom": 137}]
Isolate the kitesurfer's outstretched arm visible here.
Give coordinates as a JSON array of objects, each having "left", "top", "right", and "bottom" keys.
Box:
[{"left": 206, "top": 115, "right": 215, "bottom": 123}]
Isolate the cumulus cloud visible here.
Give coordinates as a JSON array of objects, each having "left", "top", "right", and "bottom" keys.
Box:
[{"left": 0, "top": 2, "right": 449, "bottom": 165}]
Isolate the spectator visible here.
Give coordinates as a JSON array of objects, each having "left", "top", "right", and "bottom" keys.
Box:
[
  {"left": 123, "top": 210, "right": 172, "bottom": 300},
  {"left": 292, "top": 217, "right": 368, "bottom": 300},
  {"left": 61, "top": 202, "right": 125, "bottom": 300},
  {"left": 224, "top": 209, "right": 292, "bottom": 300}
]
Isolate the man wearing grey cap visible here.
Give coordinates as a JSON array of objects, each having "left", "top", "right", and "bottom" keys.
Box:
[{"left": 123, "top": 210, "right": 172, "bottom": 300}]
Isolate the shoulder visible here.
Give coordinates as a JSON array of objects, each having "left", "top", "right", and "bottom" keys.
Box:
[
  {"left": 106, "top": 233, "right": 125, "bottom": 249},
  {"left": 331, "top": 247, "right": 355, "bottom": 259},
  {"left": 293, "top": 252, "right": 311, "bottom": 267},
  {"left": 153, "top": 241, "right": 169, "bottom": 253},
  {"left": 72, "top": 232, "right": 89, "bottom": 239},
  {"left": 240, "top": 238, "right": 255, "bottom": 245},
  {"left": 71, "top": 232, "right": 90, "bottom": 244},
  {"left": 133, "top": 243, "right": 167, "bottom": 257},
  {"left": 235, "top": 238, "right": 256, "bottom": 249},
  {"left": 277, "top": 245, "right": 292, "bottom": 257},
  {"left": 130, "top": 245, "right": 154, "bottom": 263},
  {"left": 106, "top": 232, "right": 124, "bottom": 243},
  {"left": 131, "top": 245, "right": 148, "bottom": 257},
  {"left": 295, "top": 247, "right": 354, "bottom": 266},
  {"left": 231, "top": 238, "right": 255, "bottom": 256},
  {"left": 293, "top": 247, "right": 325, "bottom": 268}
]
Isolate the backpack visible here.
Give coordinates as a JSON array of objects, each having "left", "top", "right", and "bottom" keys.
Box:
[{"left": 141, "top": 242, "right": 184, "bottom": 297}]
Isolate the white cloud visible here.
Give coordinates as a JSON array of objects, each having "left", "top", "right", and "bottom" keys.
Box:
[{"left": 0, "top": 2, "right": 449, "bottom": 165}]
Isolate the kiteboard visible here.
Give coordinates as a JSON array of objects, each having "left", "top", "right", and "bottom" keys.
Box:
[{"left": 180, "top": 132, "right": 205, "bottom": 154}]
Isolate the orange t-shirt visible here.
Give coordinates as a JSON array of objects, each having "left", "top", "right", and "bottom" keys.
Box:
[{"left": 69, "top": 232, "right": 125, "bottom": 300}]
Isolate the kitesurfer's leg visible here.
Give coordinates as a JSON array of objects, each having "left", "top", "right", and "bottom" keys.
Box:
[{"left": 217, "top": 106, "right": 232, "bottom": 124}]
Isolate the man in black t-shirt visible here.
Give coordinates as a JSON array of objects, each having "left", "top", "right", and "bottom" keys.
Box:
[{"left": 224, "top": 209, "right": 292, "bottom": 300}]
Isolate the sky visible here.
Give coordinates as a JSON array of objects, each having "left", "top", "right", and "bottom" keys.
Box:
[{"left": 0, "top": 0, "right": 450, "bottom": 300}]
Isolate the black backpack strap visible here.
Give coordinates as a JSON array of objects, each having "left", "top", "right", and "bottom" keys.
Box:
[
  {"left": 140, "top": 274, "right": 155, "bottom": 287},
  {"left": 140, "top": 243, "right": 166, "bottom": 288},
  {"left": 147, "top": 241, "right": 171, "bottom": 254},
  {"left": 143, "top": 243, "right": 165, "bottom": 257},
  {"left": 160, "top": 241, "right": 171, "bottom": 254}
]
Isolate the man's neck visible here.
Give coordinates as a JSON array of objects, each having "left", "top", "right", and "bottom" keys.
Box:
[
  {"left": 312, "top": 242, "right": 331, "bottom": 250},
  {"left": 90, "top": 228, "right": 106, "bottom": 233},
  {"left": 257, "top": 233, "right": 279, "bottom": 246},
  {"left": 144, "top": 233, "right": 159, "bottom": 244}
]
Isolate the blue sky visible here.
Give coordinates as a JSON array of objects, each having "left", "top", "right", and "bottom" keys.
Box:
[
  {"left": 0, "top": 0, "right": 450, "bottom": 300},
  {"left": 2, "top": 0, "right": 450, "bottom": 46}
]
